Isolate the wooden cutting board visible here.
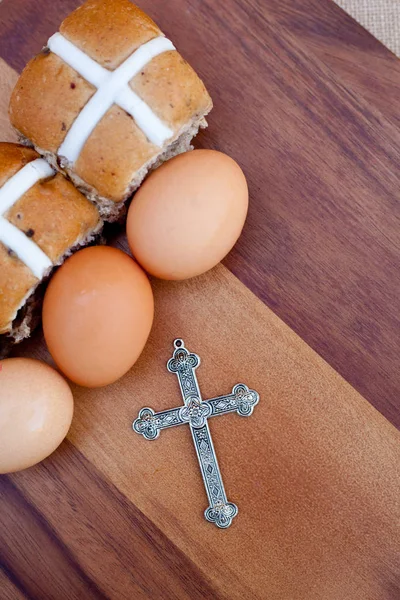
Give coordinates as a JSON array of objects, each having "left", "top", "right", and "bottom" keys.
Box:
[{"left": 1, "top": 1, "right": 400, "bottom": 599}]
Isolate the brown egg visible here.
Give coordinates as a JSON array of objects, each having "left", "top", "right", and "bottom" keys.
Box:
[
  {"left": 127, "top": 149, "right": 248, "bottom": 280},
  {"left": 43, "top": 246, "right": 154, "bottom": 387},
  {"left": 0, "top": 358, "right": 73, "bottom": 474}
]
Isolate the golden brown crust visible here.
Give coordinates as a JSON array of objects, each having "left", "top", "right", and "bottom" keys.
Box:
[
  {"left": 60, "top": 0, "right": 162, "bottom": 69},
  {"left": 76, "top": 105, "right": 158, "bottom": 202},
  {"left": 0, "top": 143, "right": 39, "bottom": 187},
  {"left": 0, "top": 143, "right": 101, "bottom": 335},
  {"left": 10, "top": 53, "right": 95, "bottom": 154},
  {"left": 6, "top": 174, "right": 100, "bottom": 262},
  {"left": 9, "top": 0, "right": 213, "bottom": 206},
  {"left": 0, "top": 243, "right": 38, "bottom": 335},
  {"left": 131, "top": 52, "right": 212, "bottom": 130}
]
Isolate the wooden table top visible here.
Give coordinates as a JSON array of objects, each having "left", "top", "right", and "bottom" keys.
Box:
[{"left": 1, "top": 1, "right": 400, "bottom": 599}]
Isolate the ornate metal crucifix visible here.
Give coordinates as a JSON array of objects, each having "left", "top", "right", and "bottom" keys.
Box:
[{"left": 133, "top": 339, "right": 260, "bottom": 529}]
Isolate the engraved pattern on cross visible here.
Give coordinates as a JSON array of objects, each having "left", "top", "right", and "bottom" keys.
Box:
[{"left": 133, "top": 339, "right": 260, "bottom": 528}]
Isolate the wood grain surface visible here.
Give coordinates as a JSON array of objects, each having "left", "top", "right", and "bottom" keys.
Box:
[
  {"left": 1, "top": 0, "right": 400, "bottom": 599},
  {"left": 5, "top": 262, "right": 400, "bottom": 600},
  {"left": 1, "top": 0, "right": 399, "bottom": 428}
]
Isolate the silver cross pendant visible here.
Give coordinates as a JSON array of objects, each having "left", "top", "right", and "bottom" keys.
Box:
[{"left": 133, "top": 339, "right": 260, "bottom": 528}]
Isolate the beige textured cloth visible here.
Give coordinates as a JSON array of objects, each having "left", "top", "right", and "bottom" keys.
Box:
[{"left": 335, "top": 0, "right": 400, "bottom": 56}]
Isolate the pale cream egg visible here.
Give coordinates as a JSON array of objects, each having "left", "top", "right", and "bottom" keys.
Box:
[{"left": 0, "top": 358, "right": 73, "bottom": 474}]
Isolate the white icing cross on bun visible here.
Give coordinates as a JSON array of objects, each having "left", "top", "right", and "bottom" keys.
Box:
[
  {"left": 48, "top": 33, "right": 175, "bottom": 164},
  {"left": 0, "top": 159, "right": 54, "bottom": 279}
]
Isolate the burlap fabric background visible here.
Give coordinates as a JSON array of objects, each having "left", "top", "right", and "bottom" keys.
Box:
[{"left": 336, "top": 0, "right": 400, "bottom": 56}]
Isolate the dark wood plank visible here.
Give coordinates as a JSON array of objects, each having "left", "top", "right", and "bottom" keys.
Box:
[
  {"left": 265, "top": 0, "right": 400, "bottom": 127},
  {"left": 0, "top": 567, "right": 27, "bottom": 600},
  {"left": 0, "top": 0, "right": 79, "bottom": 73},
  {"left": 0, "top": 441, "right": 223, "bottom": 600},
  {"left": 213, "top": 0, "right": 400, "bottom": 427},
  {"left": 0, "top": 477, "right": 108, "bottom": 600},
  {"left": 0, "top": 0, "right": 400, "bottom": 427}
]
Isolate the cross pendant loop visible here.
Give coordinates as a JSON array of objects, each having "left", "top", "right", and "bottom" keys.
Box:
[{"left": 133, "top": 339, "right": 260, "bottom": 528}]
